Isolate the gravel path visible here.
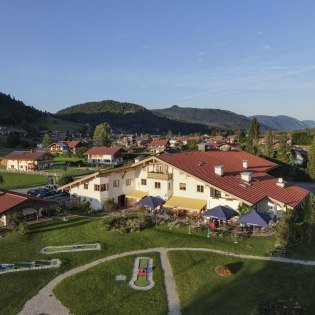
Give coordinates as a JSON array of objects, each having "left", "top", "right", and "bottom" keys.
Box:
[{"left": 18, "top": 247, "right": 315, "bottom": 315}]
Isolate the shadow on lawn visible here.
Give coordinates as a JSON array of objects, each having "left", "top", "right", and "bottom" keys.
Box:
[
  {"left": 27, "top": 218, "right": 93, "bottom": 235},
  {"left": 226, "top": 261, "right": 243, "bottom": 274},
  {"left": 178, "top": 258, "right": 314, "bottom": 315}
]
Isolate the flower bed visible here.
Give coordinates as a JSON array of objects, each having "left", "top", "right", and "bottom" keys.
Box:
[{"left": 215, "top": 265, "right": 233, "bottom": 277}]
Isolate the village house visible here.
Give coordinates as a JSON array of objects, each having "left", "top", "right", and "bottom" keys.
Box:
[
  {"left": 0, "top": 189, "right": 56, "bottom": 227},
  {"left": 59, "top": 150, "right": 309, "bottom": 218},
  {"left": 67, "top": 140, "right": 86, "bottom": 154},
  {"left": 1, "top": 150, "right": 54, "bottom": 171},
  {"left": 85, "top": 147, "right": 124, "bottom": 165},
  {"left": 148, "top": 139, "right": 170, "bottom": 153},
  {"left": 48, "top": 142, "right": 69, "bottom": 154},
  {"left": 169, "top": 137, "right": 189, "bottom": 148}
]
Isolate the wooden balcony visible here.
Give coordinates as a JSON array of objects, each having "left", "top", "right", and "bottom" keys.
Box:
[{"left": 147, "top": 172, "right": 173, "bottom": 180}]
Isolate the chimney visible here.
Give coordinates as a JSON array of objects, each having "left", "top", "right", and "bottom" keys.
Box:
[
  {"left": 276, "top": 178, "right": 286, "bottom": 188},
  {"left": 214, "top": 165, "right": 224, "bottom": 176},
  {"left": 242, "top": 160, "right": 248, "bottom": 169},
  {"left": 240, "top": 171, "right": 252, "bottom": 183}
]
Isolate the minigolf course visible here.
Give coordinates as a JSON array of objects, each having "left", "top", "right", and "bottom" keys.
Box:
[
  {"left": 129, "top": 257, "right": 154, "bottom": 290},
  {"left": 40, "top": 243, "right": 101, "bottom": 254}
]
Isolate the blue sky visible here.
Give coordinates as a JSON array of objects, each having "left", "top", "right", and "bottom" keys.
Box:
[{"left": 1, "top": 0, "right": 315, "bottom": 119}]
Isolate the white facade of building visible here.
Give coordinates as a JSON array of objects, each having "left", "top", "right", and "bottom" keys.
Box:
[
  {"left": 61, "top": 157, "right": 288, "bottom": 217},
  {"left": 87, "top": 154, "right": 123, "bottom": 165}
]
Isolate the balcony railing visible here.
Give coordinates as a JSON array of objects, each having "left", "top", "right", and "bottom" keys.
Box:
[{"left": 147, "top": 172, "right": 173, "bottom": 180}]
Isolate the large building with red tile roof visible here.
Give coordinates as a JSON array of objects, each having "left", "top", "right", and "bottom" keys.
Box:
[
  {"left": 85, "top": 147, "right": 123, "bottom": 165},
  {"left": 59, "top": 150, "right": 309, "bottom": 218},
  {"left": 1, "top": 150, "right": 54, "bottom": 171}
]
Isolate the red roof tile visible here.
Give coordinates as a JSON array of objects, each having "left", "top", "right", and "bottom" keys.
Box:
[
  {"left": 149, "top": 139, "right": 169, "bottom": 147},
  {"left": 158, "top": 151, "right": 309, "bottom": 208},
  {"left": 85, "top": 147, "right": 122, "bottom": 156},
  {"left": 0, "top": 189, "right": 55, "bottom": 215},
  {"left": 2, "top": 150, "right": 52, "bottom": 161},
  {"left": 67, "top": 140, "right": 82, "bottom": 148}
]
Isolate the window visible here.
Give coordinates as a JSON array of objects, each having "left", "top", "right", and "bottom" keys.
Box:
[
  {"left": 141, "top": 179, "right": 147, "bottom": 185},
  {"left": 197, "top": 185, "right": 204, "bottom": 193},
  {"left": 100, "top": 184, "right": 108, "bottom": 191},
  {"left": 126, "top": 178, "right": 132, "bottom": 186},
  {"left": 210, "top": 188, "right": 221, "bottom": 198},
  {"left": 155, "top": 182, "right": 161, "bottom": 189},
  {"left": 94, "top": 184, "right": 100, "bottom": 191},
  {"left": 10, "top": 165, "right": 14, "bottom": 169},
  {"left": 179, "top": 183, "right": 186, "bottom": 190},
  {"left": 84, "top": 183, "right": 89, "bottom": 190},
  {"left": 113, "top": 180, "right": 119, "bottom": 188}
]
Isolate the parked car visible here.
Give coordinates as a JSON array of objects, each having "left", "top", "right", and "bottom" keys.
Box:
[{"left": 27, "top": 189, "right": 41, "bottom": 196}]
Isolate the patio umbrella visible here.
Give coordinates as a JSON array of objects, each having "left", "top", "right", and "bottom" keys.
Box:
[
  {"left": 202, "top": 206, "right": 238, "bottom": 220},
  {"left": 136, "top": 196, "right": 165, "bottom": 209},
  {"left": 237, "top": 211, "right": 270, "bottom": 228}
]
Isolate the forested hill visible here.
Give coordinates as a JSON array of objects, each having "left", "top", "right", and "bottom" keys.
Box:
[
  {"left": 56, "top": 100, "right": 214, "bottom": 134},
  {"left": 0, "top": 92, "right": 44, "bottom": 125},
  {"left": 249, "top": 115, "right": 315, "bottom": 131},
  {"left": 152, "top": 105, "right": 251, "bottom": 130}
]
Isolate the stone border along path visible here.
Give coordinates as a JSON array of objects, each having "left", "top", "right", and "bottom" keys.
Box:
[
  {"left": 40, "top": 243, "right": 101, "bottom": 254},
  {"left": 18, "top": 247, "right": 315, "bottom": 315},
  {"left": 129, "top": 257, "right": 155, "bottom": 290}
]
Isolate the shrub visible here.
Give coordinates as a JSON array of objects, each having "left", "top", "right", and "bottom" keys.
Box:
[
  {"left": 214, "top": 265, "right": 233, "bottom": 277},
  {"left": 257, "top": 297, "right": 305, "bottom": 315},
  {"left": 17, "top": 222, "right": 28, "bottom": 236},
  {"left": 237, "top": 203, "right": 249, "bottom": 214},
  {"left": 103, "top": 198, "right": 118, "bottom": 212},
  {"left": 58, "top": 173, "right": 74, "bottom": 186},
  {"left": 99, "top": 215, "right": 151, "bottom": 234}
]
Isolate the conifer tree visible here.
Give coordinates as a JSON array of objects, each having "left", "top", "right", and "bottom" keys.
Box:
[
  {"left": 263, "top": 130, "right": 275, "bottom": 158},
  {"left": 307, "top": 138, "right": 315, "bottom": 180}
]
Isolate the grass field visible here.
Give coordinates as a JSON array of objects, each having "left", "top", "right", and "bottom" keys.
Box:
[
  {"left": 54, "top": 253, "right": 167, "bottom": 315},
  {"left": 0, "top": 172, "right": 48, "bottom": 190},
  {"left": 0, "top": 216, "right": 314, "bottom": 315},
  {"left": 168, "top": 251, "right": 315, "bottom": 315}
]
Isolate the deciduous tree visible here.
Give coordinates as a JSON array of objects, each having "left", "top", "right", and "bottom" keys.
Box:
[{"left": 93, "top": 122, "right": 111, "bottom": 146}]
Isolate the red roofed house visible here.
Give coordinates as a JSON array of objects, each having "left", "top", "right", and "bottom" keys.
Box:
[
  {"left": 0, "top": 189, "right": 56, "bottom": 227},
  {"left": 85, "top": 147, "right": 124, "bottom": 165},
  {"left": 67, "top": 140, "right": 86, "bottom": 154},
  {"left": 59, "top": 150, "right": 309, "bottom": 218},
  {"left": 148, "top": 139, "right": 170, "bottom": 153},
  {"left": 2, "top": 150, "right": 54, "bottom": 171}
]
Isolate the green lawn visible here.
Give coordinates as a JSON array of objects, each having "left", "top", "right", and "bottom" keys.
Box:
[
  {"left": 0, "top": 172, "right": 48, "bottom": 190},
  {"left": 0, "top": 216, "right": 313, "bottom": 315},
  {"left": 54, "top": 253, "right": 167, "bottom": 315},
  {"left": 168, "top": 251, "right": 315, "bottom": 315}
]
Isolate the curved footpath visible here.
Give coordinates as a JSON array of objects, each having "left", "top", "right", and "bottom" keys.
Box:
[{"left": 18, "top": 247, "right": 315, "bottom": 315}]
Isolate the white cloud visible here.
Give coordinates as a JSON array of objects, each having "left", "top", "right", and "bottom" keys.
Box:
[
  {"left": 256, "top": 31, "right": 263, "bottom": 36},
  {"left": 262, "top": 44, "right": 272, "bottom": 50}
]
